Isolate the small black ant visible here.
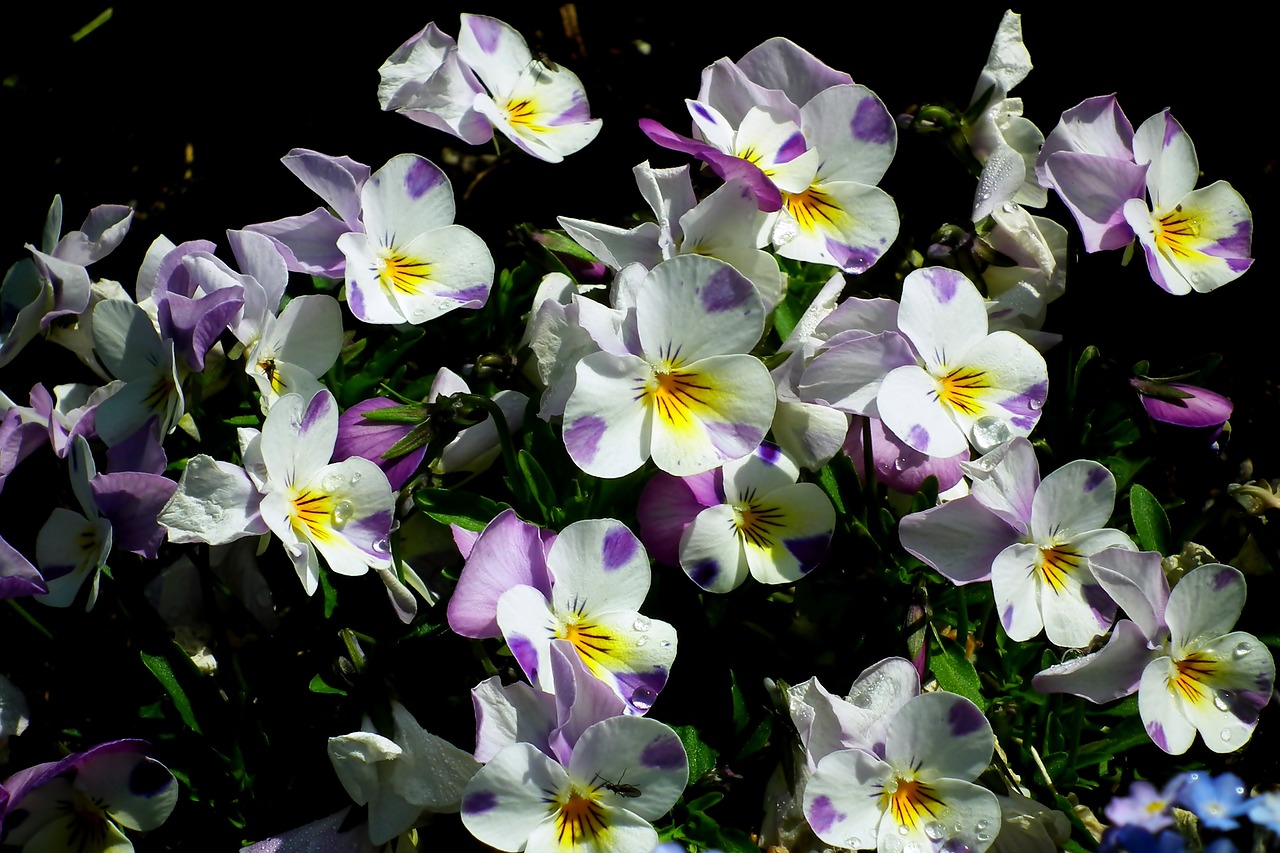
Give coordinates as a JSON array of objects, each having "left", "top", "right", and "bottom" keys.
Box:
[{"left": 593, "top": 770, "right": 641, "bottom": 798}]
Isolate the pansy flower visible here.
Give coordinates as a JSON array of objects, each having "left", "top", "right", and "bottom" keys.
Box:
[
  {"left": 461, "top": 716, "right": 686, "bottom": 853},
  {"left": 636, "top": 442, "right": 835, "bottom": 592},
  {"left": 338, "top": 154, "right": 494, "bottom": 325},
  {"left": 562, "top": 255, "right": 775, "bottom": 478},
  {"left": 803, "top": 692, "right": 1001, "bottom": 853}
]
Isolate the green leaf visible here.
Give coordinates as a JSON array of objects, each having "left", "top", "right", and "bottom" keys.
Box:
[
  {"left": 221, "top": 414, "right": 260, "bottom": 427},
  {"left": 414, "top": 488, "right": 510, "bottom": 532},
  {"left": 518, "top": 450, "right": 559, "bottom": 524},
  {"left": 735, "top": 715, "right": 772, "bottom": 761},
  {"left": 928, "top": 628, "right": 987, "bottom": 711},
  {"left": 716, "top": 828, "right": 761, "bottom": 853},
  {"left": 729, "top": 671, "right": 749, "bottom": 735},
  {"left": 671, "top": 725, "right": 719, "bottom": 786},
  {"left": 139, "top": 649, "right": 202, "bottom": 734},
  {"left": 1070, "top": 345, "right": 1100, "bottom": 409},
  {"left": 533, "top": 230, "right": 603, "bottom": 264},
  {"left": 318, "top": 569, "right": 338, "bottom": 620},
  {"left": 307, "top": 674, "right": 348, "bottom": 696},
  {"left": 1129, "top": 484, "right": 1172, "bottom": 555}
]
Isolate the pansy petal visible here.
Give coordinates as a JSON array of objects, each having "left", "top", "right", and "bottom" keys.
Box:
[
  {"left": 740, "top": 483, "right": 834, "bottom": 584},
  {"left": 878, "top": 777, "right": 1002, "bottom": 853},
  {"left": 159, "top": 456, "right": 268, "bottom": 545},
  {"left": 461, "top": 742, "right": 566, "bottom": 853},
  {"left": 280, "top": 148, "right": 370, "bottom": 229},
  {"left": 296, "top": 458, "right": 394, "bottom": 575},
  {"left": 524, "top": 800, "right": 655, "bottom": 853},
  {"left": 1030, "top": 460, "right": 1115, "bottom": 540},
  {"left": 496, "top": 584, "right": 557, "bottom": 691},
  {"left": 804, "top": 748, "right": 892, "bottom": 849},
  {"left": 1042, "top": 152, "right": 1147, "bottom": 252},
  {"left": 565, "top": 610, "right": 676, "bottom": 715},
  {"left": 878, "top": 365, "right": 968, "bottom": 458},
  {"left": 564, "top": 353, "right": 653, "bottom": 479},
  {"left": 1166, "top": 563, "right": 1245, "bottom": 648},
  {"left": 1091, "top": 549, "right": 1170, "bottom": 641},
  {"left": 637, "top": 256, "right": 763, "bottom": 363},
  {"left": 1133, "top": 110, "right": 1197, "bottom": 209},
  {"left": 262, "top": 392, "right": 337, "bottom": 488},
  {"left": 636, "top": 470, "right": 718, "bottom": 566},
  {"left": 457, "top": 14, "right": 533, "bottom": 100},
  {"left": 944, "top": 330, "right": 1048, "bottom": 440},
  {"left": 471, "top": 674, "right": 555, "bottom": 763},
  {"left": 774, "top": 181, "right": 898, "bottom": 274},
  {"left": 243, "top": 207, "right": 351, "bottom": 277},
  {"left": 360, "top": 154, "right": 455, "bottom": 242},
  {"left": 569, "top": 716, "right": 687, "bottom": 821},
  {"left": 885, "top": 692, "right": 993, "bottom": 782},
  {"left": 547, "top": 519, "right": 650, "bottom": 614},
  {"left": 1033, "top": 619, "right": 1155, "bottom": 702},
  {"left": 735, "top": 37, "right": 853, "bottom": 108},
  {"left": 799, "top": 331, "right": 916, "bottom": 416},
  {"left": 73, "top": 751, "right": 178, "bottom": 831},
  {"left": 1138, "top": 657, "right": 1201, "bottom": 755},
  {"left": 448, "top": 509, "right": 553, "bottom": 639},
  {"left": 992, "top": 543, "right": 1046, "bottom": 642},
  {"left": 803, "top": 85, "right": 896, "bottom": 185},
  {"left": 899, "top": 497, "right": 1017, "bottom": 584},
  {"left": 680, "top": 504, "right": 749, "bottom": 593},
  {"left": 897, "top": 268, "right": 988, "bottom": 373}
]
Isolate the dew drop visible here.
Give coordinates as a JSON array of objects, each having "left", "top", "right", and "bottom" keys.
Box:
[
  {"left": 925, "top": 822, "right": 945, "bottom": 841},
  {"left": 893, "top": 456, "right": 908, "bottom": 471},
  {"left": 845, "top": 837, "right": 862, "bottom": 850},
  {"left": 898, "top": 824, "right": 910, "bottom": 836},
  {"left": 971, "top": 416, "right": 1012, "bottom": 453},
  {"left": 851, "top": 691, "right": 873, "bottom": 709},
  {"left": 773, "top": 220, "right": 798, "bottom": 247},
  {"left": 1001, "top": 201, "right": 1017, "bottom": 213},
  {"left": 941, "top": 840, "right": 973, "bottom": 853},
  {"left": 1028, "top": 396, "right": 1044, "bottom": 410},
  {"left": 322, "top": 473, "right": 344, "bottom": 491},
  {"left": 331, "top": 501, "right": 354, "bottom": 528},
  {"left": 975, "top": 820, "right": 990, "bottom": 832},
  {"left": 349, "top": 471, "right": 362, "bottom": 484},
  {"left": 635, "top": 636, "right": 649, "bottom": 647},
  {"left": 632, "top": 615, "right": 652, "bottom": 633},
  {"left": 1234, "top": 641, "right": 1253, "bottom": 658},
  {"left": 976, "top": 831, "right": 992, "bottom": 843},
  {"left": 372, "top": 538, "right": 392, "bottom": 555},
  {"left": 848, "top": 256, "right": 869, "bottom": 274},
  {"left": 1220, "top": 728, "right": 1234, "bottom": 742},
  {"left": 629, "top": 685, "right": 656, "bottom": 711}
]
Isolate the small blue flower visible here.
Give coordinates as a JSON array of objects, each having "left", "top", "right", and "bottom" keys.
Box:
[{"left": 1178, "top": 773, "right": 1250, "bottom": 831}]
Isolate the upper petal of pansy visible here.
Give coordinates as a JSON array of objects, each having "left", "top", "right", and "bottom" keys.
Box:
[
  {"left": 1030, "top": 460, "right": 1116, "bottom": 542},
  {"left": 899, "top": 497, "right": 1018, "bottom": 584},
  {"left": 257, "top": 294, "right": 343, "bottom": 379},
  {"left": 91, "top": 298, "right": 163, "bottom": 383},
  {"left": 734, "top": 37, "right": 853, "bottom": 109},
  {"left": 774, "top": 181, "right": 899, "bottom": 275},
  {"left": 639, "top": 118, "right": 783, "bottom": 212},
  {"left": 556, "top": 216, "right": 664, "bottom": 271},
  {"left": 471, "top": 674, "right": 555, "bottom": 764},
  {"left": 262, "top": 391, "right": 338, "bottom": 488},
  {"left": 1036, "top": 94, "right": 1135, "bottom": 182},
  {"left": 53, "top": 204, "right": 133, "bottom": 267},
  {"left": 563, "top": 352, "right": 654, "bottom": 479},
  {"left": 548, "top": 640, "right": 628, "bottom": 764},
  {"left": 568, "top": 716, "right": 687, "bottom": 821},
  {"left": 1042, "top": 152, "right": 1148, "bottom": 252},
  {"left": 1133, "top": 111, "right": 1198, "bottom": 210},
  {"left": 0, "top": 535, "right": 47, "bottom": 599},
  {"left": 897, "top": 268, "right": 988, "bottom": 374},
  {"left": 647, "top": 354, "right": 775, "bottom": 476},
  {"left": 637, "top": 256, "right": 763, "bottom": 363},
  {"left": 242, "top": 207, "right": 351, "bottom": 278},
  {"left": 799, "top": 331, "right": 916, "bottom": 417},
  {"left": 801, "top": 85, "right": 896, "bottom": 186},
  {"left": 732, "top": 106, "right": 819, "bottom": 195},
  {"left": 696, "top": 57, "right": 798, "bottom": 132},
  {"left": 721, "top": 441, "right": 798, "bottom": 503},
  {"left": 636, "top": 470, "right": 719, "bottom": 566},
  {"left": 378, "top": 23, "right": 492, "bottom": 145},
  {"left": 1090, "top": 548, "right": 1170, "bottom": 642},
  {"left": 547, "top": 519, "right": 652, "bottom": 614},
  {"left": 280, "top": 148, "right": 370, "bottom": 230},
  {"left": 963, "top": 436, "right": 1039, "bottom": 531},
  {"left": 771, "top": 399, "right": 849, "bottom": 473},
  {"left": 1032, "top": 619, "right": 1156, "bottom": 703},
  {"left": 91, "top": 471, "right": 177, "bottom": 559},
  {"left": 72, "top": 749, "right": 178, "bottom": 832},
  {"left": 970, "top": 10, "right": 1031, "bottom": 103},
  {"left": 360, "top": 154, "right": 455, "bottom": 240},
  {"left": 448, "top": 508, "right": 552, "bottom": 639},
  {"left": 457, "top": 14, "right": 533, "bottom": 100},
  {"left": 886, "top": 692, "right": 993, "bottom": 783},
  {"left": 1166, "top": 563, "right": 1246, "bottom": 649}
]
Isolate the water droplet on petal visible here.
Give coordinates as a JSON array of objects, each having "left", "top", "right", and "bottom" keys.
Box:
[
  {"left": 941, "top": 840, "right": 973, "bottom": 853},
  {"left": 372, "top": 538, "right": 392, "bottom": 555},
  {"left": 1001, "top": 201, "right": 1017, "bottom": 213},
  {"left": 1028, "top": 396, "right": 1044, "bottom": 411},
  {"left": 349, "top": 471, "right": 362, "bottom": 484},
  {"left": 773, "top": 219, "right": 798, "bottom": 247},
  {"left": 322, "top": 473, "right": 343, "bottom": 491},
  {"left": 331, "top": 501, "right": 354, "bottom": 528},
  {"left": 976, "top": 832, "right": 992, "bottom": 843},
  {"left": 845, "top": 837, "right": 862, "bottom": 850},
  {"left": 975, "top": 820, "right": 990, "bottom": 832},
  {"left": 925, "top": 822, "right": 945, "bottom": 841},
  {"left": 851, "top": 692, "right": 873, "bottom": 709},
  {"left": 632, "top": 615, "right": 651, "bottom": 633},
  {"left": 971, "top": 416, "right": 1012, "bottom": 453},
  {"left": 898, "top": 824, "right": 910, "bottom": 836},
  {"left": 1234, "top": 641, "right": 1253, "bottom": 658},
  {"left": 893, "top": 456, "right": 908, "bottom": 471},
  {"left": 1221, "top": 728, "right": 1234, "bottom": 742},
  {"left": 635, "top": 636, "right": 649, "bottom": 647},
  {"left": 629, "top": 685, "right": 656, "bottom": 711}
]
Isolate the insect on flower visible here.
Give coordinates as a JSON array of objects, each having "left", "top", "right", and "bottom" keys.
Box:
[{"left": 593, "top": 769, "right": 642, "bottom": 798}]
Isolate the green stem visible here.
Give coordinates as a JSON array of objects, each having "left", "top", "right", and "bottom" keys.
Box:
[
  {"left": 6, "top": 599, "right": 53, "bottom": 640},
  {"left": 469, "top": 394, "right": 529, "bottom": 513},
  {"left": 954, "top": 584, "right": 969, "bottom": 645}
]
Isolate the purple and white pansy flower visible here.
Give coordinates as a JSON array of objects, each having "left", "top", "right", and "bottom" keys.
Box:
[
  {"left": 636, "top": 442, "right": 835, "bottom": 592},
  {"left": 803, "top": 692, "right": 1001, "bottom": 853},
  {"left": 562, "top": 255, "right": 775, "bottom": 478},
  {"left": 455, "top": 14, "right": 602, "bottom": 162},
  {"left": 338, "top": 154, "right": 494, "bottom": 325},
  {"left": 1034, "top": 554, "right": 1275, "bottom": 755},
  {"left": 900, "top": 437, "right": 1136, "bottom": 648},
  {"left": 461, "top": 715, "right": 686, "bottom": 853}
]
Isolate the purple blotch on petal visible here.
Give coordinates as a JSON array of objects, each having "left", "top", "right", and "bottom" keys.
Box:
[
  {"left": 404, "top": 159, "right": 443, "bottom": 199},
  {"left": 706, "top": 420, "right": 761, "bottom": 458},
  {"left": 947, "top": 700, "right": 986, "bottom": 736},
  {"left": 775, "top": 132, "right": 808, "bottom": 165},
  {"left": 468, "top": 16, "right": 503, "bottom": 53},
  {"left": 347, "top": 282, "right": 364, "bottom": 316},
  {"left": 1226, "top": 258, "right": 1252, "bottom": 272},
  {"left": 639, "top": 736, "right": 685, "bottom": 770},
  {"left": 785, "top": 534, "right": 830, "bottom": 572},
  {"left": 757, "top": 442, "right": 781, "bottom": 465},
  {"left": 1214, "top": 568, "right": 1236, "bottom": 590},
  {"left": 448, "top": 285, "right": 490, "bottom": 305},
  {"left": 851, "top": 97, "right": 894, "bottom": 145},
  {"left": 1161, "top": 114, "right": 1179, "bottom": 148},
  {"left": 564, "top": 416, "right": 606, "bottom": 464},
  {"left": 699, "top": 267, "right": 751, "bottom": 313},
  {"left": 908, "top": 425, "right": 930, "bottom": 451},
  {"left": 1147, "top": 721, "right": 1168, "bottom": 751},
  {"left": 1205, "top": 220, "right": 1251, "bottom": 259},
  {"left": 602, "top": 526, "right": 638, "bottom": 571},
  {"left": 1226, "top": 690, "right": 1268, "bottom": 722},
  {"left": 351, "top": 510, "right": 394, "bottom": 545},
  {"left": 808, "top": 794, "right": 845, "bottom": 834},
  {"left": 691, "top": 103, "right": 715, "bottom": 123},
  {"left": 1002, "top": 603, "right": 1015, "bottom": 627},
  {"left": 1084, "top": 467, "right": 1109, "bottom": 492},
  {"left": 1010, "top": 415, "right": 1036, "bottom": 430},
  {"left": 462, "top": 790, "right": 498, "bottom": 814},
  {"left": 689, "top": 559, "right": 719, "bottom": 588},
  {"left": 553, "top": 92, "right": 591, "bottom": 125},
  {"left": 300, "top": 392, "right": 334, "bottom": 433},
  {"left": 616, "top": 667, "right": 667, "bottom": 712},
  {"left": 929, "top": 270, "right": 957, "bottom": 302},
  {"left": 508, "top": 633, "right": 539, "bottom": 684}
]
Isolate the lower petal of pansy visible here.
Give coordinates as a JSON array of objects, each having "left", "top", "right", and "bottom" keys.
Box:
[
  {"left": 1176, "top": 631, "right": 1274, "bottom": 753},
  {"left": 876, "top": 776, "right": 1002, "bottom": 853},
  {"left": 774, "top": 181, "right": 898, "bottom": 274},
  {"left": 647, "top": 354, "right": 774, "bottom": 476},
  {"left": 524, "top": 791, "right": 655, "bottom": 853},
  {"left": 74, "top": 751, "right": 178, "bottom": 832},
  {"left": 740, "top": 483, "right": 834, "bottom": 584},
  {"left": 564, "top": 352, "right": 653, "bottom": 479},
  {"left": 1138, "top": 657, "right": 1201, "bottom": 755},
  {"left": 878, "top": 365, "right": 969, "bottom": 458}
]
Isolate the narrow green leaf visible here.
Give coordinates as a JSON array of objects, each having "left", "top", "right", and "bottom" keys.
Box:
[
  {"left": 817, "top": 465, "right": 846, "bottom": 515},
  {"left": 735, "top": 715, "right": 772, "bottom": 761},
  {"left": 139, "top": 649, "right": 202, "bottom": 734},
  {"left": 729, "top": 671, "right": 749, "bottom": 735},
  {"left": 70, "top": 8, "right": 112, "bottom": 42},
  {"left": 319, "top": 569, "right": 338, "bottom": 620},
  {"left": 221, "top": 414, "right": 260, "bottom": 427},
  {"left": 517, "top": 450, "right": 558, "bottom": 523},
  {"left": 533, "top": 230, "right": 602, "bottom": 264},
  {"left": 308, "top": 674, "right": 348, "bottom": 696},
  {"left": 414, "top": 488, "right": 510, "bottom": 532},
  {"left": 1129, "top": 484, "right": 1172, "bottom": 555},
  {"left": 928, "top": 628, "right": 987, "bottom": 711}
]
